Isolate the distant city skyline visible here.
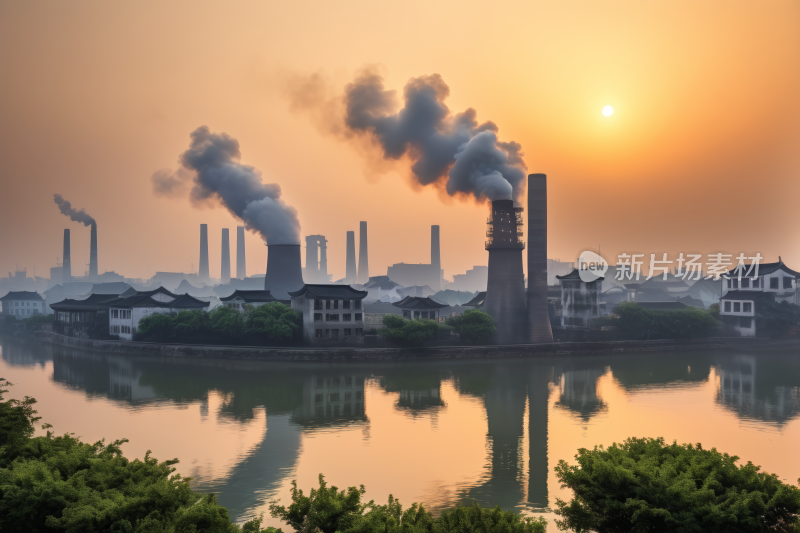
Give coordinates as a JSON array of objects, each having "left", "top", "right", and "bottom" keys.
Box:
[{"left": 1, "top": 0, "right": 798, "bottom": 281}]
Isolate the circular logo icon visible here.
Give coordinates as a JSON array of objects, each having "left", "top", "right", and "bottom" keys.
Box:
[{"left": 578, "top": 251, "right": 608, "bottom": 282}]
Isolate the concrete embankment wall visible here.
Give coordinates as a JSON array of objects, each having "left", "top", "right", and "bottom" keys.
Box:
[{"left": 36, "top": 332, "right": 738, "bottom": 362}]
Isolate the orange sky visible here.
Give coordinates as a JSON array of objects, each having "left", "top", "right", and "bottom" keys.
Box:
[{"left": 1, "top": 0, "right": 798, "bottom": 281}]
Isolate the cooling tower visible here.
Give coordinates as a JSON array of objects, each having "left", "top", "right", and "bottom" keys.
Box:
[
  {"left": 236, "top": 226, "right": 246, "bottom": 279},
  {"left": 482, "top": 200, "right": 528, "bottom": 344},
  {"left": 221, "top": 228, "right": 231, "bottom": 283},
  {"left": 346, "top": 231, "right": 357, "bottom": 284},
  {"left": 89, "top": 223, "right": 98, "bottom": 280},
  {"left": 264, "top": 244, "right": 304, "bottom": 299},
  {"left": 62, "top": 229, "right": 72, "bottom": 284},
  {"left": 357, "top": 221, "right": 369, "bottom": 284},
  {"left": 199, "top": 224, "right": 210, "bottom": 281},
  {"left": 527, "top": 174, "right": 554, "bottom": 343},
  {"left": 431, "top": 225, "right": 441, "bottom": 290}
]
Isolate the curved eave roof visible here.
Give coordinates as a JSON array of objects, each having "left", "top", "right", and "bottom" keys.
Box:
[
  {"left": 556, "top": 269, "right": 604, "bottom": 282},
  {"left": 392, "top": 296, "right": 449, "bottom": 310},
  {"left": 219, "top": 290, "right": 275, "bottom": 302},
  {"left": 288, "top": 284, "right": 368, "bottom": 299},
  {"left": 0, "top": 291, "right": 44, "bottom": 301}
]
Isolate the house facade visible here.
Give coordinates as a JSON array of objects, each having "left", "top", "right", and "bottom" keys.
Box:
[
  {"left": 556, "top": 269, "right": 603, "bottom": 328},
  {"left": 289, "top": 284, "right": 368, "bottom": 343},
  {"left": 0, "top": 291, "right": 45, "bottom": 318},
  {"left": 105, "top": 287, "right": 209, "bottom": 340},
  {"left": 392, "top": 296, "right": 449, "bottom": 320}
]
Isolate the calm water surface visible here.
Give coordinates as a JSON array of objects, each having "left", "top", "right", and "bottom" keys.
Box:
[{"left": 2, "top": 338, "right": 799, "bottom": 531}]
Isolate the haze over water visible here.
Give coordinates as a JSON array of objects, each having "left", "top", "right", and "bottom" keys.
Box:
[{"left": 2, "top": 340, "right": 799, "bottom": 531}]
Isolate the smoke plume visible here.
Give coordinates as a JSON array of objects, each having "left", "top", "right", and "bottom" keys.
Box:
[
  {"left": 152, "top": 126, "right": 301, "bottom": 245},
  {"left": 287, "top": 69, "right": 527, "bottom": 203},
  {"left": 53, "top": 194, "right": 96, "bottom": 227}
]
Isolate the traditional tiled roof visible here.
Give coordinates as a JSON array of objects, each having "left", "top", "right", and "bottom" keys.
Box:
[
  {"left": 88, "top": 282, "right": 132, "bottom": 295},
  {"left": 288, "top": 284, "right": 368, "bottom": 299},
  {"left": 556, "top": 268, "right": 605, "bottom": 282},
  {"left": 724, "top": 260, "right": 800, "bottom": 278},
  {"left": 0, "top": 291, "right": 43, "bottom": 301},
  {"left": 219, "top": 290, "right": 275, "bottom": 303},
  {"left": 50, "top": 293, "right": 119, "bottom": 311},
  {"left": 464, "top": 291, "right": 486, "bottom": 307},
  {"left": 720, "top": 291, "right": 776, "bottom": 301},
  {"left": 392, "top": 296, "right": 449, "bottom": 310}
]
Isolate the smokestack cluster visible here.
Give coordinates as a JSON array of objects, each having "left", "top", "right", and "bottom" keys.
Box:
[
  {"left": 152, "top": 126, "right": 301, "bottom": 245},
  {"left": 62, "top": 229, "right": 71, "bottom": 284},
  {"left": 53, "top": 194, "right": 98, "bottom": 281},
  {"left": 358, "top": 221, "right": 369, "bottom": 283},
  {"left": 236, "top": 226, "right": 246, "bottom": 279},
  {"left": 304, "top": 235, "right": 328, "bottom": 283},
  {"left": 199, "top": 224, "right": 209, "bottom": 281},
  {"left": 221, "top": 228, "right": 231, "bottom": 283}
]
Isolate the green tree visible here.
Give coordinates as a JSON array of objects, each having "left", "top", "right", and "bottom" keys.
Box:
[
  {"left": 435, "top": 504, "right": 547, "bottom": 533},
  {"left": 245, "top": 302, "right": 302, "bottom": 343},
  {"left": 612, "top": 302, "right": 719, "bottom": 340},
  {"left": 554, "top": 436, "right": 800, "bottom": 533},
  {"left": 446, "top": 310, "right": 495, "bottom": 344},
  {"left": 209, "top": 306, "right": 245, "bottom": 343},
  {"left": 135, "top": 312, "right": 174, "bottom": 341},
  {"left": 172, "top": 309, "right": 212, "bottom": 339},
  {"left": 755, "top": 300, "right": 800, "bottom": 338},
  {"left": 378, "top": 315, "right": 439, "bottom": 346}
]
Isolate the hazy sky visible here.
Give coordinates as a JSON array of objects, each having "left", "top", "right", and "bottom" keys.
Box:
[{"left": 1, "top": 0, "right": 798, "bottom": 281}]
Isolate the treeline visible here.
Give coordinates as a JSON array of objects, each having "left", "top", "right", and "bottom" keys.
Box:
[
  {"left": 378, "top": 310, "right": 496, "bottom": 346},
  {"left": 135, "top": 303, "right": 302, "bottom": 345},
  {"left": 597, "top": 302, "right": 720, "bottom": 340},
  {"left": 1, "top": 380, "right": 799, "bottom": 532}
]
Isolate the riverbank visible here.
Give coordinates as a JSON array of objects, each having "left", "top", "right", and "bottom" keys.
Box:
[{"left": 30, "top": 331, "right": 772, "bottom": 361}]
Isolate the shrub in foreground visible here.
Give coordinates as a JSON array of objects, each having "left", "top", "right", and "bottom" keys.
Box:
[
  {"left": 270, "top": 475, "right": 547, "bottom": 533},
  {"left": 554, "top": 436, "right": 800, "bottom": 533},
  {"left": 446, "top": 310, "right": 496, "bottom": 344},
  {"left": 612, "top": 302, "right": 719, "bottom": 340}
]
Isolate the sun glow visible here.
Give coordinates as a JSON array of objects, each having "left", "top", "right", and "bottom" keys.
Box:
[{"left": 602, "top": 105, "right": 614, "bottom": 117}]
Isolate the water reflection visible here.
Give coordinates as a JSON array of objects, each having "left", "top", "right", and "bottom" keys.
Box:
[{"left": 2, "top": 338, "right": 799, "bottom": 524}]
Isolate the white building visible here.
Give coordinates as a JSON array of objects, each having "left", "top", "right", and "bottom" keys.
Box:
[
  {"left": 289, "top": 284, "right": 368, "bottom": 343},
  {"left": 556, "top": 269, "right": 602, "bottom": 328},
  {"left": 392, "top": 296, "right": 449, "bottom": 320},
  {"left": 0, "top": 291, "right": 45, "bottom": 318},
  {"left": 719, "top": 258, "right": 798, "bottom": 337},
  {"left": 105, "top": 287, "right": 209, "bottom": 340}
]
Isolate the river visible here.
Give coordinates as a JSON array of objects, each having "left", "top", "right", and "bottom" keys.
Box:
[{"left": 1, "top": 338, "right": 799, "bottom": 531}]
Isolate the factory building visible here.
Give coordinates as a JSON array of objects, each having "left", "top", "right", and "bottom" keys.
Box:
[
  {"left": 555, "top": 269, "right": 603, "bottom": 328},
  {"left": 289, "top": 284, "right": 367, "bottom": 343},
  {"left": 0, "top": 291, "right": 45, "bottom": 318},
  {"left": 386, "top": 226, "right": 442, "bottom": 290},
  {"left": 220, "top": 290, "right": 277, "bottom": 311},
  {"left": 451, "top": 266, "right": 488, "bottom": 292},
  {"left": 345, "top": 230, "right": 357, "bottom": 284},
  {"left": 392, "top": 296, "right": 449, "bottom": 320},
  {"left": 304, "top": 235, "right": 331, "bottom": 283}
]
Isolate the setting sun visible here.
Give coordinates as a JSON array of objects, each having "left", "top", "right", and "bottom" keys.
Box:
[{"left": 602, "top": 105, "right": 614, "bottom": 117}]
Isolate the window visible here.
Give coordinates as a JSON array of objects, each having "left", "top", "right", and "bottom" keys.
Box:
[
  {"left": 332, "top": 329, "right": 339, "bottom": 338},
  {"left": 733, "top": 302, "right": 741, "bottom": 312},
  {"left": 356, "top": 328, "right": 363, "bottom": 336},
  {"left": 356, "top": 390, "right": 363, "bottom": 400},
  {"left": 330, "top": 392, "right": 340, "bottom": 401},
  {"left": 344, "top": 328, "right": 351, "bottom": 336},
  {"left": 316, "top": 329, "right": 323, "bottom": 338},
  {"left": 732, "top": 279, "right": 738, "bottom": 289},
  {"left": 314, "top": 313, "right": 322, "bottom": 322},
  {"left": 753, "top": 278, "right": 760, "bottom": 288},
  {"left": 741, "top": 278, "right": 750, "bottom": 288},
  {"left": 414, "top": 311, "right": 420, "bottom": 319},
  {"left": 314, "top": 300, "right": 323, "bottom": 310},
  {"left": 333, "top": 300, "right": 339, "bottom": 309},
  {"left": 328, "top": 314, "right": 339, "bottom": 322},
  {"left": 326, "top": 300, "right": 331, "bottom": 309},
  {"left": 724, "top": 301, "right": 731, "bottom": 312},
  {"left": 343, "top": 300, "right": 350, "bottom": 309},
  {"left": 770, "top": 278, "right": 779, "bottom": 289},
  {"left": 345, "top": 391, "right": 352, "bottom": 401},
  {"left": 345, "top": 376, "right": 352, "bottom": 386},
  {"left": 343, "top": 313, "right": 351, "bottom": 321},
  {"left": 355, "top": 313, "right": 362, "bottom": 321},
  {"left": 355, "top": 300, "right": 361, "bottom": 309},
  {"left": 784, "top": 278, "right": 793, "bottom": 289},
  {"left": 421, "top": 311, "right": 429, "bottom": 319},
  {"left": 743, "top": 302, "right": 752, "bottom": 313}
]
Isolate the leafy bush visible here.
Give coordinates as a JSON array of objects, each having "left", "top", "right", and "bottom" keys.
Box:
[
  {"left": 210, "top": 306, "right": 245, "bottom": 342},
  {"left": 446, "top": 310, "right": 496, "bottom": 344},
  {"left": 378, "top": 315, "right": 440, "bottom": 346},
  {"left": 245, "top": 302, "right": 302, "bottom": 343},
  {"left": 755, "top": 300, "right": 800, "bottom": 338},
  {"left": 554, "top": 436, "right": 800, "bottom": 533},
  {"left": 270, "top": 475, "right": 546, "bottom": 533},
  {"left": 172, "top": 309, "right": 212, "bottom": 339},
  {"left": 0, "top": 379, "right": 274, "bottom": 533},
  {"left": 135, "top": 311, "right": 174, "bottom": 341},
  {"left": 612, "top": 302, "right": 719, "bottom": 340}
]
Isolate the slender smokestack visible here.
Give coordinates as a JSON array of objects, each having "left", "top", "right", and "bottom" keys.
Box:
[
  {"left": 319, "top": 236, "right": 328, "bottom": 280},
  {"left": 527, "top": 174, "right": 554, "bottom": 343},
  {"left": 62, "top": 229, "right": 72, "bottom": 284},
  {"left": 358, "top": 221, "right": 369, "bottom": 284},
  {"left": 346, "top": 231, "right": 357, "bottom": 284},
  {"left": 482, "top": 200, "right": 528, "bottom": 344},
  {"left": 89, "top": 223, "right": 98, "bottom": 280},
  {"left": 236, "top": 226, "right": 246, "bottom": 279},
  {"left": 264, "top": 244, "right": 305, "bottom": 299},
  {"left": 199, "top": 224, "right": 209, "bottom": 281},
  {"left": 221, "top": 228, "right": 231, "bottom": 283},
  {"left": 305, "top": 236, "right": 319, "bottom": 280},
  {"left": 431, "top": 225, "right": 441, "bottom": 290}
]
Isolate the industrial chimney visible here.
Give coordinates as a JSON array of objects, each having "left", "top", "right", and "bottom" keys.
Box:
[
  {"left": 89, "top": 223, "right": 98, "bottom": 281},
  {"left": 358, "top": 221, "right": 369, "bottom": 284},
  {"left": 221, "top": 228, "right": 231, "bottom": 283},
  {"left": 199, "top": 224, "right": 210, "bottom": 282},
  {"left": 236, "top": 226, "right": 246, "bottom": 279},
  {"left": 527, "top": 174, "right": 554, "bottom": 342},
  {"left": 345, "top": 231, "right": 357, "bottom": 284},
  {"left": 305, "top": 235, "right": 319, "bottom": 281},
  {"left": 431, "top": 225, "right": 441, "bottom": 290},
  {"left": 482, "top": 200, "right": 528, "bottom": 344},
  {"left": 62, "top": 229, "right": 72, "bottom": 284},
  {"left": 264, "top": 244, "right": 305, "bottom": 299}
]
